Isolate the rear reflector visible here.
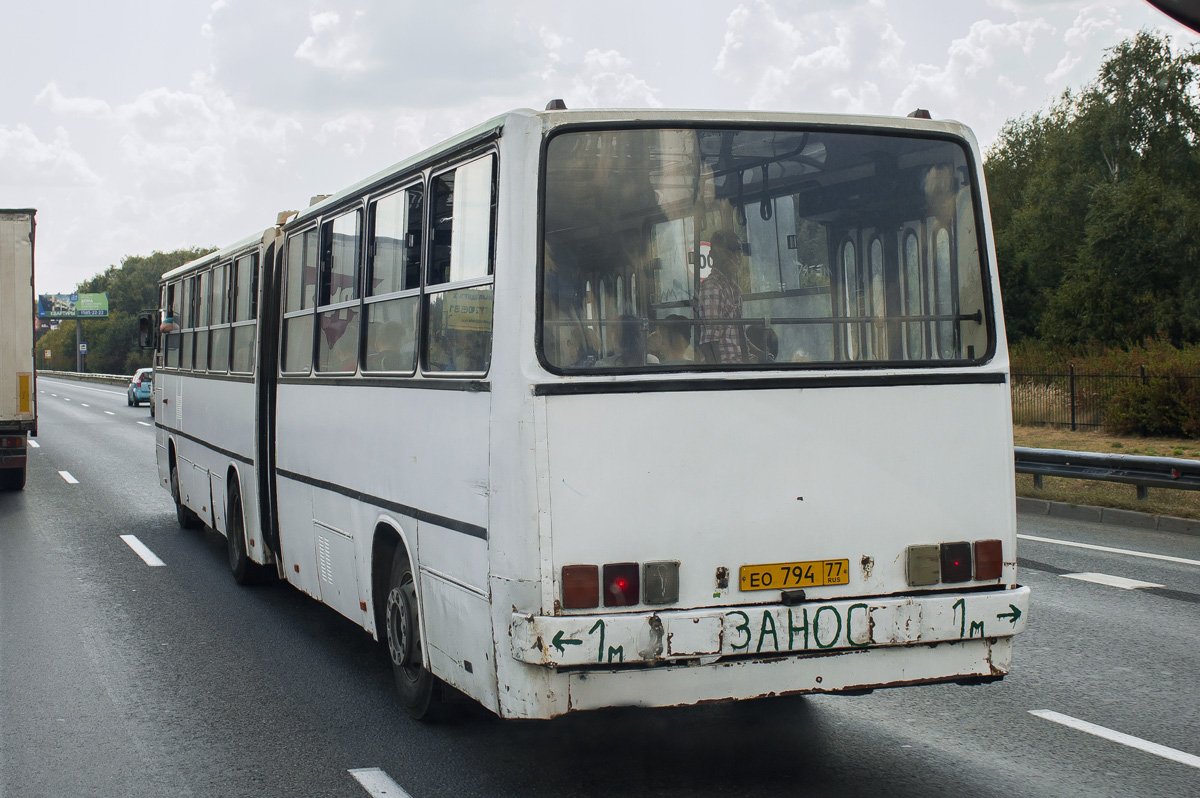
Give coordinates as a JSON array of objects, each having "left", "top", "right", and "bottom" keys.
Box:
[
  {"left": 603, "top": 562, "right": 640, "bottom": 607},
  {"left": 643, "top": 561, "right": 679, "bottom": 605},
  {"left": 939, "top": 542, "right": 973, "bottom": 583},
  {"left": 974, "top": 539, "right": 1003, "bottom": 581},
  {"left": 906, "top": 545, "right": 940, "bottom": 586},
  {"left": 562, "top": 565, "right": 599, "bottom": 609}
]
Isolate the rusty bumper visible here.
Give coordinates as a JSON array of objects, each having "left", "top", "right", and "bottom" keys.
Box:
[{"left": 511, "top": 586, "right": 1030, "bottom": 667}]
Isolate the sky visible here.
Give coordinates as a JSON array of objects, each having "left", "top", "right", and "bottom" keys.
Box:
[{"left": 2, "top": 0, "right": 1197, "bottom": 293}]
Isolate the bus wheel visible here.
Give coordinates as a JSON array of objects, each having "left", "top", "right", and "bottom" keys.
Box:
[
  {"left": 226, "top": 487, "right": 268, "bottom": 585},
  {"left": 385, "top": 547, "right": 438, "bottom": 720},
  {"left": 170, "top": 463, "right": 203, "bottom": 530}
]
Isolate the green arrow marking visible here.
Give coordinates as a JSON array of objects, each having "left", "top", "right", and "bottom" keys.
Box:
[
  {"left": 996, "top": 604, "right": 1022, "bottom": 625},
  {"left": 552, "top": 630, "right": 583, "bottom": 654}
]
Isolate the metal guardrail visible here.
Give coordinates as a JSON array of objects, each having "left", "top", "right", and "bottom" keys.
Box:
[
  {"left": 1015, "top": 446, "right": 1200, "bottom": 499},
  {"left": 39, "top": 370, "right": 130, "bottom": 386}
]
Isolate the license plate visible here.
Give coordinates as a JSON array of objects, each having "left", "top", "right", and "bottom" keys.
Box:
[{"left": 739, "top": 559, "right": 850, "bottom": 591}]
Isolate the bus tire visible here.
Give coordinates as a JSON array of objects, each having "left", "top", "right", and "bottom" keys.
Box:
[
  {"left": 170, "top": 463, "right": 203, "bottom": 530},
  {"left": 226, "top": 486, "right": 268, "bottom": 585},
  {"left": 385, "top": 547, "right": 439, "bottom": 720}
]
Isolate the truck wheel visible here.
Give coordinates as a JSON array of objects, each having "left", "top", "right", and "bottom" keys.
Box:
[
  {"left": 170, "top": 464, "right": 203, "bottom": 530},
  {"left": 385, "top": 547, "right": 439, "bottom": 720},
  {"left": 226, "top": 486, "right": 268, "bottom": 585}
]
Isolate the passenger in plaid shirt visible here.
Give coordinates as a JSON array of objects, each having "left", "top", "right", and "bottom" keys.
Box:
[{"left": 698, "top": 231, "right": 745, "bottom": 364}]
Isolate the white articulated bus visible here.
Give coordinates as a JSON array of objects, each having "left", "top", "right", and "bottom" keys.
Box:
[{"left": 150, "top": 105, "right": 1029, "bottom": 720}]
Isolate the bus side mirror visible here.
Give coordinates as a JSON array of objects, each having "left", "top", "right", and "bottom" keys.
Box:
[{"left": 137, "top": 312, "right": 157, "bottom": 350}]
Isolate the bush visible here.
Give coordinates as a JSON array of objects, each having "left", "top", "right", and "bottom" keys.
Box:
[{"left": 1105, "top": 377, "right": 1199, "bottom": 436}]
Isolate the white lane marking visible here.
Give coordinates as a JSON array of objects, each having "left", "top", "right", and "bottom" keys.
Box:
[
  {"left": 1018, "top": 534, "right": 1200, "bottom": 568},
  {"left": 104, "top": 411, "right": 115, "bottom": 416},
  {"left": 1061, "top": 572, "right": 1164, "bottom": 590},
  {"left": 348, "top": 768, "right": 412, "bottom": 797},
  {"left": 1030, "top": 710, "right": 1200, "bottom": 770},
  {"left": 27, "top": 440, "right": 40, "bottom": 449},
  {"left": 81, "top": 403, "right": 90, "bottom": 407},
  {"left": 120, "top": 535, "right": 166, "bottom": 567},
  {"left": 137, "top": 421, "right": 152, "bottom": 427},
  {"left": 63, "top": 398, "right": 71, "bottom": 402},
  {"left": 49, "top": 393, "right": 57, "bottom": 397},
  {"left": 58, "top": 471, "right": 79, "bottom": 484}
]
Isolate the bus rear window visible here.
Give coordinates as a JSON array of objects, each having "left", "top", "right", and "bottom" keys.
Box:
[{"left": 541, "top": 127, "right": 992, "bottom": 372}]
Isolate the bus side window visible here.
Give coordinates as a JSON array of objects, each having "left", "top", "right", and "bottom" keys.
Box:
[
  {"left": 231, "top": 253, "right": 259, "bottom": 374},
  {"left": 196, "top": 268, "right": 211, "bottom": 371},
  {"left": 210, "top": 262, "right": 231, "bottom": 372},
  {"left": 163, "top": 281, "right": 181, "bottom": 368},
  {"left": 316, "top": 210, "right": 362, "bottom": 373},
  {"left": 424, "top": 153, "right": 496, "bottom": 374},
  {"left": 364, "top": 186, "right": 421, "bottom": 374},
  {"left": 282, "top": 228, "right": 318, "bottom": 374},
  {"left": 181, "top": 277, "right": 195, "bottom": 370}
]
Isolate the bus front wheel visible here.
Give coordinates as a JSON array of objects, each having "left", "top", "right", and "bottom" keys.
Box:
[{"left": 385, "top": 547, "right": 438, "bottom": 720}]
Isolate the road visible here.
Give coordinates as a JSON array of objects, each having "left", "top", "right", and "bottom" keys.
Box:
[{"left": 2, "top": 375, "right": 1199, "bottom": 797}]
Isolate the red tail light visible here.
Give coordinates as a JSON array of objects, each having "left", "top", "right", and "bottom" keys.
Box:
[
  {"left": 939, "top": 542, "right": 973, "bottom": 583},
  {"left": 603, "top": 563, "right": 640, "bottom": 607}
]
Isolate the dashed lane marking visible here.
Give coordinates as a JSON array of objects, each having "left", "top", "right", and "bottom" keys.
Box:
[
  {"left": 27, "top": 440, "right": 39, "bottom": 449},
  {"left": 1018, "top": 534, "right": 1200, "bottom": 567},
  {"left": 348, "top": 768, "right": 412, "bottom": 797},
  {"left": 104, "top": 411, "right": 115, "bottom": 416},
  {"left": 1031, "top": 710, "right": 1200, "bottom": 770},
  {"left": 1060, "top": 572, "right": 1164, "bottom": 590},
  {"left": 137, "top": 421, "right": 152, "bottom": 427},
  {"left": 58, "top": 471, "right": 79, "bottom": 484},
  {"left": 120, "top": 535, "right": 166, "bottom": 567}
]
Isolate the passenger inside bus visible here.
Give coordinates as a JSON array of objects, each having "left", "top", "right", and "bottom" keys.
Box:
[
  {"left": 650, "top": 315, "right": 693, "bottom": 365},
  {"left": 597, "top": 314, "right": 657, "bottom": 368},
  {"left": 697, "top": 230, "right": 746, "bottom": 364}
]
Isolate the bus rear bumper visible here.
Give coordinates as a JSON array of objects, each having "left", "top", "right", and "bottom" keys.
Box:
[
  {"left": 558, "top": 636, "right": 1013, "bottom": 714},
  {"left": 510, "top": 585, "right": 1030, "bottom": 668}
]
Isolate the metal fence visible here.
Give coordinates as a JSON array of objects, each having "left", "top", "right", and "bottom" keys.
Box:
[{"left": 1010, "top": 365, "right": 1200, "bottom": 430}]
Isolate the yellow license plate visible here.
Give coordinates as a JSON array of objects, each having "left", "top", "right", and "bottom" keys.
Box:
[{"left": 739, "top": 559, "right": 851, "bottom": 591}]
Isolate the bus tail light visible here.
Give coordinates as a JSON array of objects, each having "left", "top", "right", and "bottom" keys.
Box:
[
  {"left": 643, "top": 561, "right": 679, "bottom": 605},
  {"left": 908, "top": 540, "right": 1003, "bottom": 586},
  {"left": 939, "top": 542, "right": 973, "bottom": 583},
  {"left": 974, "top": 540, "right": 1003, "bottom": 580},
  {"left": 603, "top": 563, "right": 640, "bottom": 607},
  {"left": 562, "top": 565, "right": 599, "bottom": 609}
]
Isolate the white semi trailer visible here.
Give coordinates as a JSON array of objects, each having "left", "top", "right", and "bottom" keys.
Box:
[{"left": 0, "top": 209, "right": 37, "bottom": 491}]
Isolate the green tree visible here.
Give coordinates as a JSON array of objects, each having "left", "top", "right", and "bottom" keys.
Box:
[{"left": 985, "top": 30, "right": 1200, "bottom": 348}]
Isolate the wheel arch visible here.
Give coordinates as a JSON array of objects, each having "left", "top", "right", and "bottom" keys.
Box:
[{"left": 370, "top": 518, "right": 417, "bottom": 643}]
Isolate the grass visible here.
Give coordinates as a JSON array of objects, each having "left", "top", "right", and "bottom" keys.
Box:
[{"left": 1012, "top": 424, "right": 1200, "bottom": 520}]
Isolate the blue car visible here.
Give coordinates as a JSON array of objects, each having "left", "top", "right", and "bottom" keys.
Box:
[{"left": 127, "top": 367, "right": 153, "bottom": 407}]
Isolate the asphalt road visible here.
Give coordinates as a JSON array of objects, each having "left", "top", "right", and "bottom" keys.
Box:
[{"left": 2, "top": 376, "right": 1199, "bottom": 797}]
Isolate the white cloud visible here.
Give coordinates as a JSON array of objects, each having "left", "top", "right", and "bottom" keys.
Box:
[
  {"left": 570, "top": 50, "right": 662, "bottom": 108},
  {"left": 35, "top": 82, "right": 112, "bottom": 118},
  {"left": 318, "top": 112, "right": 375, "bottom": 157},
  {"left": 294, "top": 10, "right": 373, "bottom": 73},
  {"left": 0, "top": 125, "right": 100, "bottom": 187}
]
